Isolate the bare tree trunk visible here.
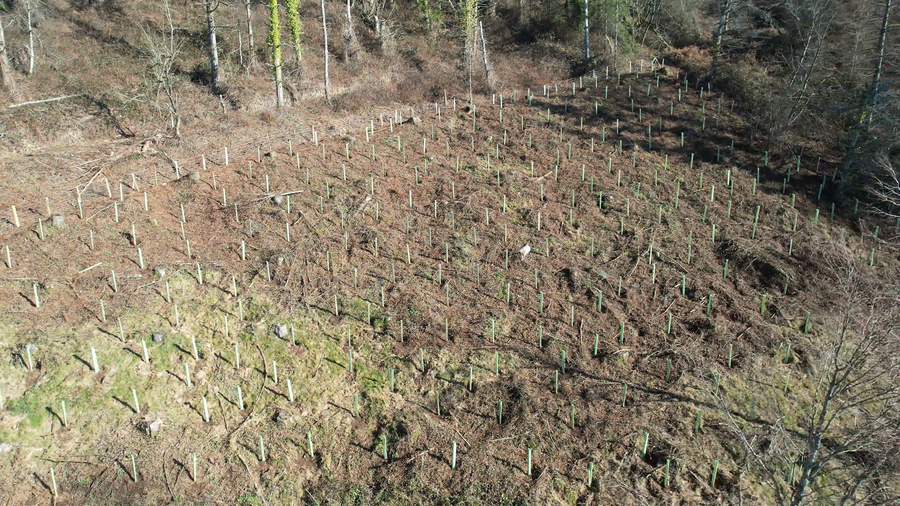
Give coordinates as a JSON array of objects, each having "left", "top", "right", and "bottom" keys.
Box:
[
  {"left": 637, "top": 0, "right": 663, "bottom": 45},
  {"left": 322, "top": 0, "right": 330, "bottom": 100},
  {"left": 842, "top": 0, "right": 892, "bottom": 178},
  {"left": 0, "top": 17, "right": 16, "bottom": 92},
  {"left": 791, "top": 390, "right": 831, "bottom": 505},
  {"left": 206, "top": 0, "right": 221, "bottom": 94},
  {"left": 165, "top": 0, "right": 181, "bottom": 137},
  {"left": 25, "top": 1, "right": 34, "bottom": 76},
  {"left": 468, "top": 25, "right": 474, "bottom": 105},
  {"left": 246, "top": 0, "right": 255, "bottom": 53},
  {"left": 462, "top": 0, "right": 476, "bottom": 104},
  {"left": 479, "top": 21, "right": 494, "bottom": 91},
  {"left": 582, "top": 0, "right": 590, "bottom": 62},
  {"left": 866, "top": 0, "right": 891, "bottom": 127},
  {"left": 275, "top": 61, "right": 284, "bottom": 107},
  {"left": 614, "top": 2, "right": 619, "bottom": 69},
  {"left": 786, "top": 21, "right": 830, "bottom": 126},
  {"left": 146, "top": 0, "right": 182, "bottom": 137},
  {"left": 771, "top": 0, "right": 834, "bottom": 139},
  {"left": 709, "top": 0, "right": 732, "bottom": 81},
  {"left": 783, "top": 31, "right": 815, "bottom": 107},
  {"left": 239, "top": 30, "right": 244, "bottom": 67},
  {"left": 728, "top": 259, "right": 900, "bottom": 505},
  {"left": 343, "top": 0, "right": 358, "bottom": 61}
]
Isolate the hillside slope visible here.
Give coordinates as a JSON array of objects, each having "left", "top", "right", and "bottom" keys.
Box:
[{"left": 1, "top": 61, "right": 898, "bottom": 505}]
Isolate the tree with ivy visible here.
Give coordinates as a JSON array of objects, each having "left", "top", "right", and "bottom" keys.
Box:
[
  {"left": 285, "top": 0, "right": 303, "bottom": 62},
  {"left": 418, "top": 0, "right": 443, "bottom": 31},
  {"left": 267, "top": 0, "right": 284, "bottom": 107}
]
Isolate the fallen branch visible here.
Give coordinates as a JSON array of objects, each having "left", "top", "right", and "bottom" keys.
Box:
[
  {"left": 251, "top": 190, "right": 306, "bottom": 202},
  {"left": 76, "top": 167, "right": 104, "bottom": 195},
  {"left": 78, "top": 262, "right": 104, "bottom": 274},
  {"left": 7, "top": 94, "right": 83, "bottom": 109}
]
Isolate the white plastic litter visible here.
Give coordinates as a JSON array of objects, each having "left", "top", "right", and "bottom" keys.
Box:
[{"left": 520, "top": 244, "right": 532, "bottom": 259}]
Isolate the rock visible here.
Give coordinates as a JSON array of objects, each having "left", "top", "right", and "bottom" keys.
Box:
[
  {"left": 276, "top": 256, "right": 285, "bottom": 266},
  {"left": 50, "top": 215, "right": 65, "bottom": 228},
  {"left": 272, "top": 323, "right": 289, "bottom": 339},
  {"left": 403, "top": 116, "right": 421, "bottom": 125},
  {"left": 357, "top": 194, "right": 372, "bottom": 212},
  {"left": 519, "top": 244, "right": 532, "bottom": 259},
  {"left": 272, "top": 409, "right": 291, "bottom": 425},
  {"left": 138, "top": 417, "right": 163, "bottom": 435},
  {"left": 265, "top": 151, "right": 277, "bottom": 159},
  {"left": 153, "top": 267, "right": 166, "bottom": 278},
  {"left": 0, "top": 443, "right": 13, "bottom": 454},
  {"left": 151, "top": 332, "right": 164, "bottom": 343},
  {"left": 189, "top": 171, "right": 201, "bottom": 182},
  {"left": 273, "top": 195, "right": 284, "bottom": 205}
]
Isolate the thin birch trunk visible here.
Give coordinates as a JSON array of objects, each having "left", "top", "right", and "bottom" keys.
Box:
[
  {"left": 26, "top": 1, "right": 34, "bottom": 76},
  {"left": 479, "top": 21, "right": 494, "bottom": 91},
  {"left": 709, "top": 0, "right": 732, "bottom": 81},
  {"left": 582, "top": 0, "right": 590, "bottom": 62},
  {"left": 0, "top": 17, "right": 16, "bottom": 92},
  {"left": 344, "top": 0, "right": 358, "bottom": 61},
  {"left": 246, "top": 0, "right": 255, "bottom": 52},
  {"left": 206, "top": 0, "right": 221, "bottom": 94},
  {"left": 322, "top": 0, "right": 330, "bottom": 100}
]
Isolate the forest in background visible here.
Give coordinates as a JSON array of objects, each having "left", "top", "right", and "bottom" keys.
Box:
[{"left": 0, "top": 0, "right": 896, "bottom": 201}]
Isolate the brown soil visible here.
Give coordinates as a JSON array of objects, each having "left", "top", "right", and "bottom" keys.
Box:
[{"left": 0, "top": 64, "right": 895, "bottom": 505}]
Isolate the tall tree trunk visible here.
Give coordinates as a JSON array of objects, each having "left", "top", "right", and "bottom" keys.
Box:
[
  {"left": 841, "top": 0, "right": 892, "bottom": 178},
  {"left": 322, "top": 0, "right": 330, "bottom": 100},
  {"left": 787, "top": 18, "right": 830, "bottom": 127},
  {"left": 709, "top": 0, "right": 731, "bottom": 81},
  {"left": 479, "top": 21, "right": 494, "bottom": 91},
  {"left": 344, "top": 0, "right": 358, "bottom": 61},
  {"left": 268, "top": 0, "right": 284, "bottom": 107},
  {"left": 791, "top": 375, "right": 836, "bottom": 505},
  {"left": 792, "top": 428, "right": 824, "bottom": 505},
  {"left": 0, "top": 16, "right": 16, "bottom": 92},
  {"left": 239, "top": 31, "right": 244, "bottom": 67},
  {"left": 582, "top": 0, "right": 590, "bottom": 62},
  {"left": 206, "top": 0, "right": 221, "bottom": 94},
  {"left": 462, "top": 0, "right": 476, "bottom": 104},
  {"left": 766, "top": 0, "right": 833, "bottom": 144},
  {"left": 614, "top": 2, "right": 619, "bottom": 69},
  {"left": 866, "top": 0, "right": 891, "bottom": 127},
  {"left": 274, "top": 57, "right": 284, "bottom": 107},
  {"left": 246, "top": 0, "right": 255, "bottom": 53},
  {"left": 26, "top": 2, "right": 34, "bottom": 76}
]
